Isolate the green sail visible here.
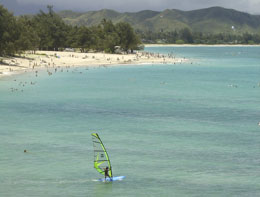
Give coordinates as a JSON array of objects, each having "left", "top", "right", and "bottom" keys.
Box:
[{"left": 91, "top": 133, "right": 113, "bottom": 177}]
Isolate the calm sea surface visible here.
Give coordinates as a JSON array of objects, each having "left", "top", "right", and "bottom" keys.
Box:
[{"left": 0, "top": 46, "right": 260, "bottom": 196}]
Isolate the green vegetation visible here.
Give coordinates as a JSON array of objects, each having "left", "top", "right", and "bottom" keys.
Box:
[
  {"left": 1, "top": 4, "right": 260, "bottom": 57},
  {"left": 59, "top": 7, "right": 260, "bottom": 34},
  {"left": 0, "top": 5, "right": 141, "bottom": 56},
  {"left": 137, "top": 29, "right": 260, "bottom": 44},
  {"left": 58, "top": 7, "right": 260, "bottom": 45},
  {"left": 0, "top": 5, "right": 20, "bottom": 55}
]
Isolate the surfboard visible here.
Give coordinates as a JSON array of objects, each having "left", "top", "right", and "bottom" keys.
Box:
[{"left": 98, "top": 176, "right": 125, "bottom": 182}]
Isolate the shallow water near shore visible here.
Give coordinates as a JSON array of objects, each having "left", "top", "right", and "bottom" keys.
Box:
[{"left": 0, "top": 46, "right": 260, "bottom": 196}]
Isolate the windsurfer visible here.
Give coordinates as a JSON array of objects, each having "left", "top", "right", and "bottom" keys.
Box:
[{"left": 104, "top": 167, "right": 111, "bottom": 180}]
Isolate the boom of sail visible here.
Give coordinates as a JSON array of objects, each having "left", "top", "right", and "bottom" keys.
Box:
[{"left": 91, "top": 133, "right": 112, "bottom": 177}]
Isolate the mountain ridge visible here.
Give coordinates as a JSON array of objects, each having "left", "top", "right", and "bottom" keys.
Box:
[{"left": 58, "top": 7, "right": 260, "bottom": 34}]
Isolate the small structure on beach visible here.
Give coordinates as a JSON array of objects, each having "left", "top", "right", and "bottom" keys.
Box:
[
  {"left": 114, "top": 46, "right": 123, "bottom": 54},
  {"left": 64, "top": 48, "right": 75, "bottom": 52}
]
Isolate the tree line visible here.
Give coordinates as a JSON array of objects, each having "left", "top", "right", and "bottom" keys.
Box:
[
  {"left": 0, "top": 5, "right": 142, "bottom": 56},
  {"left": 138, "top": 28, "right": 260, "bottom": 45},
  {"left": 2, "top": 4, "right": 260, "bottom": 57}
]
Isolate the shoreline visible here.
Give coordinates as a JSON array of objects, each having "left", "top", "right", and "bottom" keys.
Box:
[
  {"left": 0, "top": 50, "right": 186, "bottom": 78},
  {"left": 145, "top": 44, "right": 260, "bottom": 47}
]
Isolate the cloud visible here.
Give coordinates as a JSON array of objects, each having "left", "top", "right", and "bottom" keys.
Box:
[
  {"left": 1, "top": 0, "right": 260, "bottom": 15},
  {"left": 1, "top": 0, "right": 46, "bottom": 15}
]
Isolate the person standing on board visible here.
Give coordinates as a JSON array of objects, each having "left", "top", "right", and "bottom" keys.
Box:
[{"left": 104, "top": 167, "right": 111, "bottom": 180}]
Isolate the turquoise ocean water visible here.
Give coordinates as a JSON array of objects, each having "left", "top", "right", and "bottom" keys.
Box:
[{"left": 0, "top": 46, "right": 260, "bottom": 196}]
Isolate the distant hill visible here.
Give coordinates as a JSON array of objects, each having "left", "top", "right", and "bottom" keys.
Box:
[{"left": 58, "top": 7, "right": 260, "bottom": 34}]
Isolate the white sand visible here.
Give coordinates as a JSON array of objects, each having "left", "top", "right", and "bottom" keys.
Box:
[{"left": 0, "top": 51, "right": 186, "bottom": 78}]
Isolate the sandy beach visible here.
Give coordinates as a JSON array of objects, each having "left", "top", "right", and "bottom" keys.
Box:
[{"left": 0, "top": 50, "right": 186, "bottom": 78}]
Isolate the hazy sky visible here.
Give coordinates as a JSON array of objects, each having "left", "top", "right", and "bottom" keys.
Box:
[{"left": 1, "top": 0, "right": 260, "bottom": 15}]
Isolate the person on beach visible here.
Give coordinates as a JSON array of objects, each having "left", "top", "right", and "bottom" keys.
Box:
[{"left": 104, "top": 166, "right": 111, "bottom": 180}]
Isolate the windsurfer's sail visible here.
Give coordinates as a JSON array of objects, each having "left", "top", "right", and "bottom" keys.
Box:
[{"left": 91, "top": 133, "right": 113, "bottom": 177}]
